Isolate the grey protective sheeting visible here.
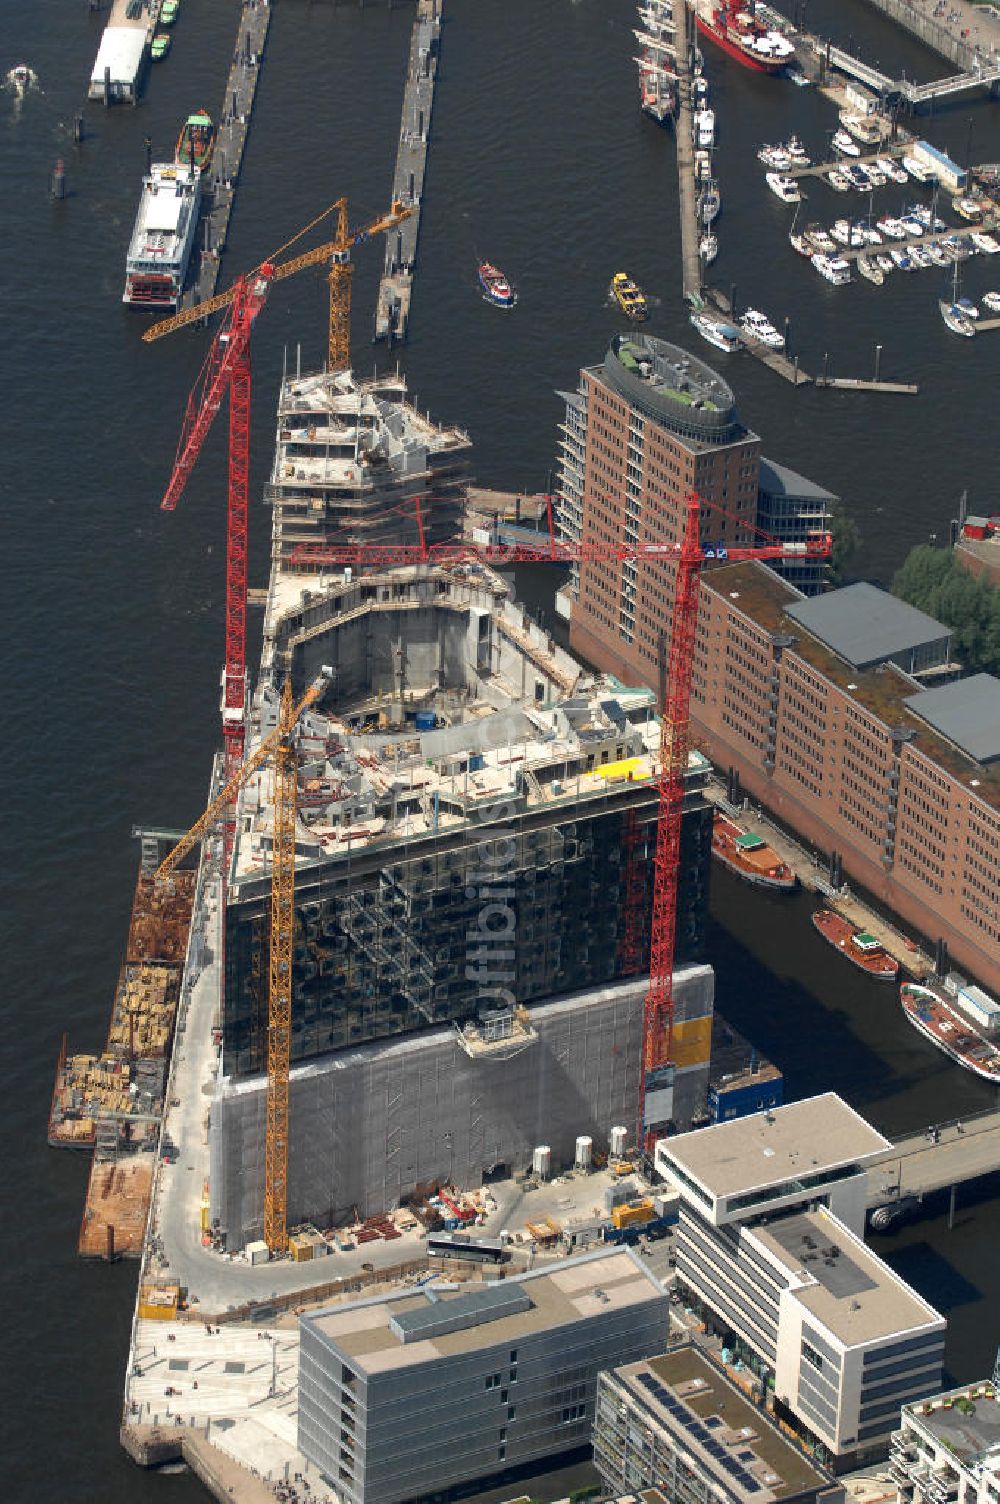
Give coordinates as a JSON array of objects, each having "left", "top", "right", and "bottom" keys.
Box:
[{"left": 210, "top": 965, "right": 714, "bottom": 1246}]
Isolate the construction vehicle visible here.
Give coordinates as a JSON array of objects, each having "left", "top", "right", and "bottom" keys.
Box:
[
  {"left": 155, "top": 667, "right": 332, "bottom": 1254},
  {"left": 287, "top": 492, "right": 832, "bottom": 1154}
]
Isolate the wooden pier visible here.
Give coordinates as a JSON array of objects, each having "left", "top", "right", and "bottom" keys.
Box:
[
  {"left": 703, "top": 291, "right": 812, "bottom": 384},
  {"left": 181, "top": 0, "right": 272, "bottom": 311},
  {"left": 785, "top": 142, "right": 907, "bottom": 182},
  {"left": 374, "top": 0, "right": 442, "bottom": 344},
  {"left": 814, "top": 375, "right": 919, "bottom": 394},
  {"left": 673, "top": 0, "right": 703, "bottom": 303}
]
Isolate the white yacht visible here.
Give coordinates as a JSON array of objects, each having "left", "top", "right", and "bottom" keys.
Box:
[
  {"left": 890, "top": 248, "right": 915, "bottom": 271},
  {"left": 700, "top": 179, "right": 721, "bottom": 224},
  {"left": 876, "top": 253, "right": 894, "bottom": 274},
  {"left": 826, "top": 170, "right": 851, "bottom": 192},
  {"left": 695, "top": 107, "right": 716, "bottom": 148},
  {"left": 739, "top": 308, "right": 784, "bottom": 348},
  {"left": 766, "top": 173, "right": 801, "bottom": 203},
  {"left": 902, "top": 155, "right": 932, "bottom": 183},
  {"left": 909, "top": 246, "right": 933, "bottom": 269},
  {"left": 955, "top": 196, "right": 986, "bottom": 222},
  {"left": 831, "top": 219, "right": 865, "bottom": 248},
  {"left": 877, "top": 215, "right": 907, "bottom": 240},
  {"left": 924, "top": 243, "right": 950, "bottom": 267},
  {"left": 972, "top": 231, "right": 1000, "bottom": 254},
  {"left": 699, "top": 231, "right": 718, "bottom": 263},
  {"left": 785, "top": 135, "right": 810, "bottom": 167},
  {"left": 812, "top": 252, "right": 851, "bottom": 285},
  {"left": 876, "top": 157, "right": 909, "bottom": 185},
  {"left": 832, "top": 129, "right": 861, "bottom": 157},
  {"left": 982, "top": 290, "right": 1000, "bottom": 312},
  {"left": 840, "top": 112, "right": 885, "bottom": 146},
  {"left": 758, "top": 144, "right": 791, "bottom": 170},
  {"left": 805, "top": 224, "right": 836, "bottom": 253},
  {"left": 690, "top": 311, "right": 742, "bottom": 352}
]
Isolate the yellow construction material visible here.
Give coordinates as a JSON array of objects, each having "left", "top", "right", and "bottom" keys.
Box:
[
  {"left": 594, "top": 757, "right": 649, "bottom": 783},
  {"left": 670, "top": 1014, "right": 713, "bottom": 1069},
  {"left": 288, "top": 1234, "right": 314, "bottom": 1263},
  {"left": 138, "top": 1282, "right": 181, "bottom": 1321}
]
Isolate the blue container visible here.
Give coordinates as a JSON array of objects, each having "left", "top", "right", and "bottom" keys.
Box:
[
  {"left": 415, "top": 710, "right": 437, "bottom": 731},
  {"left": 468, "top": 753, "right": 485, "bottom": 771}
]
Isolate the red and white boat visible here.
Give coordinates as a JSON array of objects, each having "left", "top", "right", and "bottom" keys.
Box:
[
  {"left": 478, "top": 262, "right": 517, "bottom": 308},
  {"left": 811, "top": 909, "right": 898, "bottom": 981},
  {"left": 712, "top": 813, "right": 797, "bottom": 890},
  {"left": 694, "top": 0, "right": 795, "bottom": 73},
  {"left": 901, "top": 983, "right": 1000, "bottom": 1083}
]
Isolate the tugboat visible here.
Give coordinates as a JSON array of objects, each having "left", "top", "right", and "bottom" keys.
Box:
[
  {"left": 176, "top": 110, "right": 214, "bottom": 171},
  {"left": 711, "top": 812, "right": 796, "bottom": 888},
  {"left": 479, "top": 262, "right": 517, "bottom": 308},
  {"left": 611, "top": 272, "right": 649, "bottom": 321},
  {"left": 900, "top": 982, "right": 1000, "bottom": 1082},
  {"left": 811, "top": 909, "right": 898, "bottom": 980}
]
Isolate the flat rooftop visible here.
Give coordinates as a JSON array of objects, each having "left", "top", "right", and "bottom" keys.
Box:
[
  {"left": 905, "top": 675, "right": 1000, "bottom": 766},
  {"left": 598, "top": 335, "right": 751, "bottom": 449},
  {"left": 785, "top": 582, "right": 949, "bottom": 671},
  {"left": 301, "top": 1246, "right": 665, "bottom": 1375},
  {"left": 701, "top": 561, "right": 1000, "bottom": 806},
  {"left": 616, "top": 1345, "right": 833, "bottom": 1501},
  {"left": 905, "top": 1380, "right": 1000, "bottom": 1463},
  {"left": 660, "top": 1094, "right": 890, "bottom": 1201},
  {"left": 749, "top": 1207, "right": 943, "bottom": 1346}
]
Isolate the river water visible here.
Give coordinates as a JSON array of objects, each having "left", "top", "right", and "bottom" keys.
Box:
[{"left": 1, "top": 0, "right": 998, "bottom": 1496}]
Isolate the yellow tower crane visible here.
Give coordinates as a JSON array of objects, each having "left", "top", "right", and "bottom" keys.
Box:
[
  {"left": 156, "top": 667, "right": 331, "bottom": 1254},
  {"left": 142, "top": 197, "right": 413, "bottom": 370}
]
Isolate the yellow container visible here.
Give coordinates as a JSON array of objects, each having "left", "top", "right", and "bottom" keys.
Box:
[
  {"left": 288, "top": 1235, "right": 314, "bottom": 1263},
  {"left": 138, "top": 1282, "right": 181, "bottom": 1321},
  {"left": 611, "top": 1199, "right": 653, "bottom": 1230}
]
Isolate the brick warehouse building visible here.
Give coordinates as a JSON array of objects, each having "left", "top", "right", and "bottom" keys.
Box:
[
  {"left": 690, "top": 561, "right": 1000, "bottom": 995},
  {"left": 555, "top": 334, "right": 832, "bottom": 687}
]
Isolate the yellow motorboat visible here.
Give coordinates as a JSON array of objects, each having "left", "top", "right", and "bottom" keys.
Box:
[{"left": 611, "top": 272, "right": 648, "bottom": 322}]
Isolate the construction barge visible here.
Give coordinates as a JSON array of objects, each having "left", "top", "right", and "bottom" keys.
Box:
[{"left": 48, "top": 867, "right": 195, "bottom": 1256}]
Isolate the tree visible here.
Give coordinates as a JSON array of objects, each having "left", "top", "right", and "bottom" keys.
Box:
[
  {"left": 828, "top": 501, "right": 861, "bottom": 585},
  {"left": 892, "top": 544, "right": 1000, "bottom": 676}
]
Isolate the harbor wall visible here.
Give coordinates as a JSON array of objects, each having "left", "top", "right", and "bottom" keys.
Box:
[
  {"left": 209, "top": 966, "right": 715, "bottom": 1247},
  {"left": 857, "top": 0, "right": 979, "bottom": 73}
]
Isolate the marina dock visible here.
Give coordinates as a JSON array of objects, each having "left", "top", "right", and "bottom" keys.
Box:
[
  {"left": 374, "top": 0, "right": 442, "bottom": 344},
  {"left": 88, "top": 0, "right": 162, "bottom": 104},
  {"left": 703, "top": 289, "right": 812, "bottom": 384},
  {"left": 673, "top": 0, "right": 703, "bottom": 302},
  {"left": 182, "top": 0, "right": 272, "bottom": 311}
]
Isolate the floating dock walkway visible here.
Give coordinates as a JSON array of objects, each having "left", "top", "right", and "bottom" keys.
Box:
[
  {"left": 673, "top": 0, "right": 703, "bottom": 303},
  {"left": 374, "top": 0, "right": 442, "bottom": 344},
  {"left": 182, "top": 0, "right": 272, "bottom": 311}
]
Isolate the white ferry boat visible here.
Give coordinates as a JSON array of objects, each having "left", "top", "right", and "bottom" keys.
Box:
[{"left": 123, "top": 160, "right": 202, "bottom": 308}]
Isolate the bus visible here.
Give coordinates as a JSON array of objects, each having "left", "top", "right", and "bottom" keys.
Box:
[{"left": 426, "top": 1232, "right": 506, "bottom": 1265}]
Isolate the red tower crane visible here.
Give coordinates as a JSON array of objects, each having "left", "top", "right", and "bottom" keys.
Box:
[{"left": 289, "top": 494, "right": 831, "bottom": 1157}]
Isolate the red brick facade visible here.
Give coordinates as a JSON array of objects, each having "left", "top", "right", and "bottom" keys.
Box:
[{"left": 691, "top": 562, "right": 1000, "bottom": 995}]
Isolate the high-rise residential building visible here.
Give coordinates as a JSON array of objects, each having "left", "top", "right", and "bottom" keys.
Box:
[
  {"left": 554, "top": 335, "right": 831, "bottom": 691},
  {"left": 297, "top": 1247, "right": 668, "bottom": 1504},
  {"left": 594, "top": 1343, "right": 845, "bottom": 1504},
  {"left": 656, "top": 1095, "right": 946, "bottom": 1468},
  {"left": 691, "top": 561, "right": 1000, "bottom": 996}
]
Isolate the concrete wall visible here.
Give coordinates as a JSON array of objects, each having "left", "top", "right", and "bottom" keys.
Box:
[{"left": 210, "top": 966, "right": 714, "bottom": 1247}]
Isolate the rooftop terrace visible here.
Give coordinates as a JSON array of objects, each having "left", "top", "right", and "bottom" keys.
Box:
[{"left": 905, "top": 1381, "right": 1000, "bottom": 1463}]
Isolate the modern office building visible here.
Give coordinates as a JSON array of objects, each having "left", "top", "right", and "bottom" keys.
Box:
[
  {"left": 890, "top": 1377, "right": 1000, "bottom": 1504},
  {"left": 691, "top": 561, "right": 1000, "bottom": 996},
  {"left": 297, "top": 1246, "right": 669, "bottom": 1504},
  {"left": 594, "top": 1343, "right": 844, "bottom": 1504},
  {"left": 657, "top": 1096, "right": 946, "bottom": 1466},
  {"left": 553, "top": 335, "right": 832, "bottom": 686}
]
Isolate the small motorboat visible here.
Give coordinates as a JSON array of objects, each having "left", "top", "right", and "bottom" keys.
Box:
[
  {"left": 857, "top": 253, "right": 884, "bottom": 285},
  {"left": 699, "top": 232, "right": 718, "bottom": 264},
  {"left": 480, "top": 261, "right": 517, "bottom": 308},
  {"left": 982, "top": 290, "right": 1000, "bottom": 312},
  {"left": 877, "top": 215, "right": 906, "bottom": 240},
  {"left": 699, "top": 180, "right": 721, "bottom": 224},
  {"left": 832, "top": 129, "right": 861, "bottom": 157},
  {"left": 941, "top": 301, "right": 976, "bottom": 336},
  {"left": 176, "top": 109, "right": 214, "bottom": 169},
  {"left": 690, "top": 311, "right": 742, "bottom": 352},
  {"left": 811, "top": 252, "right": 851, "bottom": 285},
  {"left": 739, "top": 308, "right": 784, "bottom": 348},
  {"left": 805, "top": 225, "right": 836, "bottom": 254},
  {"left": 971, "top": 231, "right": 1000, "bottom": 254},
  {"left": 610, "top": 271, "right": 647, "bottom": 321},
  {"left": 955, "top": 196, "right": 986, "bottom": 221},
  {"left": 890, "top": 248, "right": 914, "bottom": 271},
  {"left": 876, "top": 253, "right": 894, "bottom": 274},
  {"left": 826, "top": 170, "right": 851, "bottom": 193},
  {"left": 789, "top": 229, "right": 812, "bottom": 257}
]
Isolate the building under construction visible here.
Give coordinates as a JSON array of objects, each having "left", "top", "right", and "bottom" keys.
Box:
[
  {"left": 209, "top": 540, "right": 715, "bottom": 1244},
  {"left": 269, "top": 363, "right": 472, "bottom": 571}
]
